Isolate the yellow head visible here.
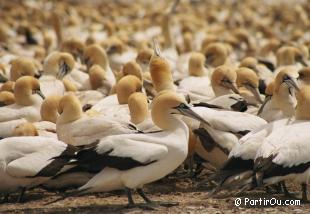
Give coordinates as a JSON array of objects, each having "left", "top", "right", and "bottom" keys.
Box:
[
  {"left": 274, "top": 68, "right": 299, "bottom": 93},
  {"left": 89, "top": 65, "right": 107, "bottom": 90},
  {"left": 116, "top": 75, "right": 142, "bottom": 104},
  {"left": 151, "top": 91, "right": 186, "bottom": 130},
  {"left": 61, "top": 38, "right": 85, "bottom": 60},
  {"left": 236, "top": 67, "right": 262, "bottom": 103},
  {"left": 0, "top": 81, "right": 15, "bottom": 92},
  {"left": 14, "top": 76, "right": 44, "bottom": 106},
  {"left": 122, "top": 61, "right": 143, "bottom": 80},
  {"left": 211, "top": 65, "right": 239, "bottom": 96},
  {"left": 102, "top": 37, "right": 126, "bottom": 55},
  {"left": 83, "top": 44, "right": 109, "bottom": 69},
  {"left": 13, "top": 122, "right": 38, "bottom": 136},
  {"left": 136, "top": 48, "right": 153, "bottom": 67},
  {"left": 240, "top": 57, "right": 258, "bottom": 70},
  {"left": 43, "top": 52, "right": 75, "bottom": 79},
  {"left": 276, "top": 46, "right": 305, "bottom": 66},
  {"left": 236, "top": 67, "right": 259, "bottom": 89},
  {"left": 40, "top": 95, "right": 62, "bottom": 123},
  {"left": 0, "top": 91, "right": 15, "bottom": 106},
  {"left": 58, "top": 94, "right": 83, "bottom": 124},
  {"left": 10, "top": 57, "right": 38, "bottom": 81},
  {"left": 149, "top": 41, "right": 174, "bottom": 92},
  {"left": 298, "top": 67, "right": 310, "bottom": 85},
  {"left": 203, "top": 42, "right": 228, "bottom": 67},
  {"left": 128, "top": 92, "right": 148, "bottom": 124},
  {"left": 188, "top": 52, "right": 206, "bottom": 77}
]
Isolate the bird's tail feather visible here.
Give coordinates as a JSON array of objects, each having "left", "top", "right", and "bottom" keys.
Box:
[{"left": 206, "top": 170, "right": 255, "bottom": 197}]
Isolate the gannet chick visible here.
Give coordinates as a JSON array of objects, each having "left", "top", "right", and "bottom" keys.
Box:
[
  {"left": 83, "top": 44, "right": 116, "bottom": 87},
  {"left": 48, "top": 91, "right": 208, "bottom": 208},
  {"left": 254, "top": 86, "right": 310, "bottom": 201},
  {"left": 236, "top": 67, "right": 263, "bottom": 105},
  {"left": 10, "top": 57, "right": 39, "bottom": 81},
  {"left": 0, "top": 91, "right": 15, "bottom": 106}
]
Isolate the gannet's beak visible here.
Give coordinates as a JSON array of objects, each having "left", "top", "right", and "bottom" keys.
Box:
[
  {"left": 222, "top": 80, "right": 240, "bottom": 94},
  {"left": 247, "top": 85, "right": 264, "bottom": 104},
  {"left": 174, "top": 103, "right": 210, "bottom": 126},
  {"left": 152, "top": 39, "right": 162, "bottom": 57},
  {"left": 35, "top": 89, "right": 45, "bottom": 100},
  {"left": 57, "top": 62, "right": 70, "bottom": 80},
  {"left": 204, "top": 55, "right": 214, "bottom": 68},
  {"left": 284, "top": 77, "right": 300, "bottom": 91},
  {"left": 297, "top": 57, "right": 308, "bottom": 67},
  {"left": 257, "top": 95, "right": 272, "bottom": 115}
]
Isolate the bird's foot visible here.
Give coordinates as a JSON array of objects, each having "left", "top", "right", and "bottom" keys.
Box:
[
  {"left": 1, "top": 194, "right": 9, "bottom": 203},
  {"left": 174, "top": 171, "right": 196, "bottom": 179}
]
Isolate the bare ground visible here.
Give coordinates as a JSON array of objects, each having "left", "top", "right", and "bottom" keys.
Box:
[{"left": 0, "top": 176, "right": 308, "bottom": 214}]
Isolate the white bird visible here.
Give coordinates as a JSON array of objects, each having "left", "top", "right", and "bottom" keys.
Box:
[
  {"left": 48, "top": 91, "right": 208, "bottom": 208},
  {"left": 0, "top": 136, "right": 76, "bottom": 202},
  {"left": 254, "top": 86, "right": 310, "bottom": 201},
  {"left": 81, "top": 44, "right": 116, "bottom": 88},
  {"left": 177, "top": 52, "right": 212, "bottom": 101},
  {"left": 192, "top": 94, "right": 248, "bottom": 112},
  {"left": 0, "top": 76, "right": 45, "bottom": 138},
  {"left": 258, "top": 68, "right": 300, "bottom": 121},
  {"left": 191, "top": 104, "right": 267, "bottom": 169},
  {"left": 56, "top": 94, "right": 139, "bottom": 146},
  {"left": 40, "top": 51, "right": 75, "bottom": 97},
  {"left": 204, "top": 70, "right": 301, "bottom": 193}
]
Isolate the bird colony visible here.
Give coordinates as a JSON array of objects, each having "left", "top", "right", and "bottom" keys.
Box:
[{"left": 0, "top": 0, "right": 310, "bottom": 211}]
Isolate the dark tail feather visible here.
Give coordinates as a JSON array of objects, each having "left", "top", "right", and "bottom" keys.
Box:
[{"left": 206, "top": 170, "right": 254, "bottom": 196}]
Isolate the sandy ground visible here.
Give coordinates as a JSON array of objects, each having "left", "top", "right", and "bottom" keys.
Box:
[{"left": 0, "top": 173, "right": 309, "bottom": 214}]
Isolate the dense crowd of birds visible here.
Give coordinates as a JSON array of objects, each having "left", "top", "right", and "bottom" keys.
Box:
[{"left": 0, "top": 0, "right": 310, "bottom": 209}]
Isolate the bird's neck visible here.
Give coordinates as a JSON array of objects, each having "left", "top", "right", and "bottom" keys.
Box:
[{"left": 274, "top": 86, "right": 296, "bottom": 116}]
